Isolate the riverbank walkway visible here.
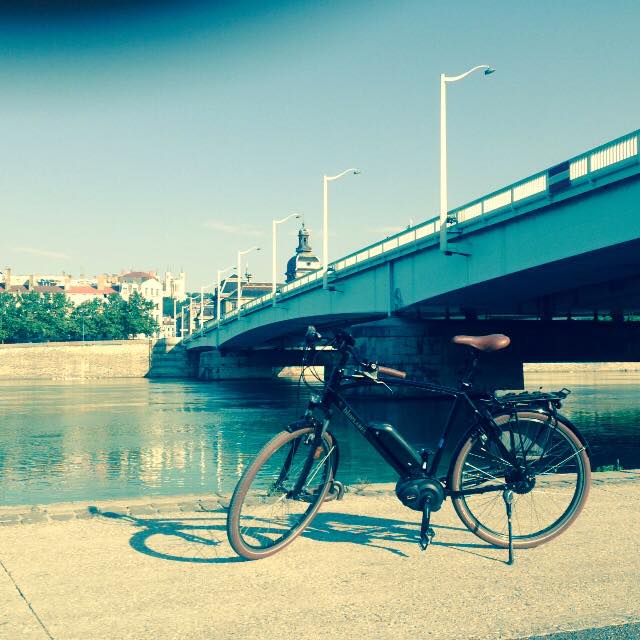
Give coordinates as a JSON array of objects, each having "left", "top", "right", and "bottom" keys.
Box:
[{"left": 1, "top": 472, "right": 639, "bottom": 640}]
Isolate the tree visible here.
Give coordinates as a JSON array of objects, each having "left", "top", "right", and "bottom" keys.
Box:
[
  {"left": 10, "top": 292, "right": 75, "bottom": 342},
  {"left": 123, "top": 292, "right": 158, "bottom": 338},
  {"left": 0, "top": 291, "right": 158, "bottom": 343},
  {"left": 70, "top": 299, "right": 108, "bottom": 341},
  {"left": 0, "top": 293, "right": 18, "bottom": 343},
  {"left": 41, "top": 293, "right": 75, "bottom": 341}
]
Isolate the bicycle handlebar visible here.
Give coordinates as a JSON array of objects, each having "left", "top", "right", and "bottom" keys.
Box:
[
  {"left": 304, "top": 326, "right": 407, "bottom": 380},
  {"left": 377, "top": 365, "right": 407, "bottom": 379}
]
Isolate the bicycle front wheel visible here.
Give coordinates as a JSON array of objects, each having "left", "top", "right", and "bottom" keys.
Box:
[
  {"left": 226, "top": 427, "right": 335, "bottom": 560},
  {"left": 451, "top": 411, "right": 590, "bottom": 549}
]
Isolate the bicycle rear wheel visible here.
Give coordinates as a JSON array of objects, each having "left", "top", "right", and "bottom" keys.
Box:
[
  {"left": 451, "top": 411, "right": 590, "bottom": 549},
  {"left": 226, "top": 427, "right": 335, "bottom": 560}
]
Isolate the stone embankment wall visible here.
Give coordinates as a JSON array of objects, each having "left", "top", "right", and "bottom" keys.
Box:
[
  {"left": 524, "top": 362, "right": 640, "bottom": 373},
  {"left": 0, "top": 338, "right": 191, "bottom": 380}
]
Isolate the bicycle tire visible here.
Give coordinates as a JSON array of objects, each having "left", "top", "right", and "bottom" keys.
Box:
[
  {"left": 450, "top": 411, "right": 590, "bottom": 549},
  {"left": 226, "top": 427, "right": 335, "bottom": 560}
]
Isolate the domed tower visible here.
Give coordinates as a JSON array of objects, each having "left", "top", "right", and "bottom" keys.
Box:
[{"left": 285, "top": 224, "right": 321, "bottom": 282}]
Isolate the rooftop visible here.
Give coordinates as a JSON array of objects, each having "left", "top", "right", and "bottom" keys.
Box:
[
  {"left": 120, "top": 271, "right": 158, "bottom": 282},
  {"left": 66, "top": 285, "right": 117, "bottom": 295}
]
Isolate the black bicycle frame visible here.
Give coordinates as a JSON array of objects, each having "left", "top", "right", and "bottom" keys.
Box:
[
  {"left": 312, "top": 359, "right": 516, "bottom": 491},
  {"left": 287, "top": 335, "right": 586, "bottom": 506}
]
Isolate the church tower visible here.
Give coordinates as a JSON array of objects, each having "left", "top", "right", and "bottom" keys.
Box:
[{"left": 285, "top": 224, "right": 321, "bottom": 282}]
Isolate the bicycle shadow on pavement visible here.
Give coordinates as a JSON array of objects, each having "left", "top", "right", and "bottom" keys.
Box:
[
  {"left": 89, "top": 507, "right": 505, "bottom": 565},
  {"left": 306, "top": 512, "right": 505, "bottom": 563},
  {"left": 88, "top": 506, "right": 242, "bottom": 564}
]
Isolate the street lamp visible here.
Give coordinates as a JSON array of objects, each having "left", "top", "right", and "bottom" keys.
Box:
[
  {"left": 272, "top": 213, "right": 301, "bottom": 305},
  {"left": 237, "top": 246, "right": 261, "bottom": 315},
  {"left": 323, "top": 168, "right": 360, "bottom": 288},
  {"left": 215, "top": 266, "right": 235, "bottom": 327},
  {"left": 215, "top": 265, "right": 235, "bottom": 348},
  {"left": 198, "top": 281, "right": 219, "bottom": 332},
  {"left": 439, "top": 65, "right": 495, "bottom": 254}
]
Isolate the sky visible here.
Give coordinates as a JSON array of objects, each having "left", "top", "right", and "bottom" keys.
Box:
[{"left": 1, "top": 0, "right": 639, "bottom": 289}]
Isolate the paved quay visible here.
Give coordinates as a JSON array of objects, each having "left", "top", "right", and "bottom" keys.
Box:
[{"left": 1, "top": 471, "right": 639, "bottom": 640}]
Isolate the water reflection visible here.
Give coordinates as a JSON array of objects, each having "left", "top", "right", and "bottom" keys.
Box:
[{"left": 0, "top": 374, "right": 638, "bottom": 506}]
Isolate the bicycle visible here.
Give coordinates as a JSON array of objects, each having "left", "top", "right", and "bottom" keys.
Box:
[{"left": 226, "top": 326, "right": 591, "bottom": 562}]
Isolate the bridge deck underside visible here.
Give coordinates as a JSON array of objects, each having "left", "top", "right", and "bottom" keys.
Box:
[
  {"left": 191, "top": 170, "right": 640, "bottom": 351},
  {"left": 415, "top": 237, "right": 640, "bottom": 319}
]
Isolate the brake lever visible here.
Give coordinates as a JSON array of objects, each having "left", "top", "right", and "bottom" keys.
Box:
[{"left": 361, "top": 368, "right": 394, "bottom": 394}]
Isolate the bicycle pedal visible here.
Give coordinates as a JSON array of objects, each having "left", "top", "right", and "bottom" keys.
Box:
[{"left": 419, "top": 528, "right": 435, "bottom": 551}]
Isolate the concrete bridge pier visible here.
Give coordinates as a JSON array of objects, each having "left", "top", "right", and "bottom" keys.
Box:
[
  {"left": 351, "top": 318, "right": 524, "bottom": 392},
  {"left": 351, "top": 316, "right": 640, "bottom": 392},
  {"left": 197, "top": 349, "right": 277, "bottom": 380}
]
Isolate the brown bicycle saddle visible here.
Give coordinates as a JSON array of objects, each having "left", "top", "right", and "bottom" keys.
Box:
[{"left": 451, "top": 334, "right": 510, "bottom": 352}]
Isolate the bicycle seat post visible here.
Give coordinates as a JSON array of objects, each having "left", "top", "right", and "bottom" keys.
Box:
[{"left": 460, "top": 348, "right": 480, "bottom": 389}]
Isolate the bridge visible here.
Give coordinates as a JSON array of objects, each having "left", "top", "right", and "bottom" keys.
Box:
[{"left": 186, "top": 130, "right": 640, "bottom": 386}]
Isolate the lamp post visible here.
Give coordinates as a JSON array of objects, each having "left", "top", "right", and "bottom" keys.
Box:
[
  {"left": 323, "top": 168, "right": 360, "bottom": 288},
  {"left": 439, "top": 64, "right": 495, "bottom": 254},
  {"left": 215, "top": 265, "right": 235, "bottom": 348},
  {"left": 272, "top": 213, "right": 301, "bottom": 306},
  {"left": 215, "top": 266, "right": 235, "bottom": 326},
  {"left": 173, "top": 298, "right": 177, "bottom": 338},
  {"left": 199, "top": 285, "right": 205, "bottom": 328},
  {"left": 237, "top": 246, "right": 261, "bottom": 316},
  {"left": 198, "top": 281, "right": 218, "bottom": 332}
]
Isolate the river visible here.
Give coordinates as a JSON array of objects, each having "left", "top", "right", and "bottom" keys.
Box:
[{"left": 0, "top": 373, "right": 638, "bottom": 506}]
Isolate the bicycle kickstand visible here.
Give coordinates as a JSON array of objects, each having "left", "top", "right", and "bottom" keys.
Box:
[
  {"left": 419, "top": 500, "right": 436, "bottom": 551},
  {"left": 502, "top": 488, "right": 514, "bottom": 565}
]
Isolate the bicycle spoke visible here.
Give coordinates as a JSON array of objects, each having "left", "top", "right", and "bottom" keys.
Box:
[
  {"left": 464, "top": 461, "right": 501, "bottom": 482},
  {"left": 233, "top": 430, "right": 333, "bottom": 553},
  {"left": 537, "top": 447, "right": 585, "bottom": 476},
  {"left": 455, "top": 414, "right": 588, "bottom": 543}
]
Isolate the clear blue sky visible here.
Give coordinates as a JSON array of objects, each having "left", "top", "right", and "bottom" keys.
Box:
[{"left": 1, "top": 0, "right": 639, "bottom": 288}]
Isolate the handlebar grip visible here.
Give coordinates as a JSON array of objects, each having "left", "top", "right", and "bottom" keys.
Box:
[{"left": 377, "top": 365, "right": 407, "bottom": 379}]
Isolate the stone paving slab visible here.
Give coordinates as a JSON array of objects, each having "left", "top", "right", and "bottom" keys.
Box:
[
  {"left": 0, "top": 560, "right": 49, "bottom": 640},
  {"left": 0, "top": 475, "right": 639, "bottom": 640}
]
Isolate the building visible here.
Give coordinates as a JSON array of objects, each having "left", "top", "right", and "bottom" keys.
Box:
[
  {"left": 159, "top": 317, "right": 177, "bottom": 338},
  {"left": 0, "top": 283, "right": 65, "bottom": 295},
  {"left": 218, "top": 274, "right": 272, "bottom": 316},
  {"left": 163, "top": 272, "right": 187, "bottom": 302},
  {"left": 119, "top": 271, "right": 164, "bottom": 330},
  {"left": 285, "top": 224, "right": 321, "bottom": 282},
  {"left": 64, "top": 285, "right": 118, "bottom": 306},
  {"left": 1, "top": 265, "right": 187, "bottom": 339}
]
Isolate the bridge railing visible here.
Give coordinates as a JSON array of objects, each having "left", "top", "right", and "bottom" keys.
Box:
[
  {"left": 212, "top": 129, "right": 639, "bottom": 328},
  {"left": 449, "top": 130, "right": 638, "bottom": 224},
  {"left": 569, "top": 132, "right": 638, "bottom": 179}
]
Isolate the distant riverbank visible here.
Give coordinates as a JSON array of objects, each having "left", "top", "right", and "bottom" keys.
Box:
[
  {"left": 524, "top": 362, "right": 640, "bottom": 373},
  {"left": 0, "top": 339, "right": 639, "bottom": 380},
  {"left": 0, "top": 338, "right": 190, "bottom": 380}
]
